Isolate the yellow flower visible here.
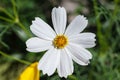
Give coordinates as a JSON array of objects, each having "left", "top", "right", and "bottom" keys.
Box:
[{"left": 18, "top": 62, "right": 39, "bottom": 80}]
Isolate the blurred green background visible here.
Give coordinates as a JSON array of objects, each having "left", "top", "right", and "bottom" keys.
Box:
[{"left": 0, "top": 0, "right": 120, "bottom": 80}]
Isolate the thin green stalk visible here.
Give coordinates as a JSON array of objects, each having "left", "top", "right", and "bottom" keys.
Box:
[
  {"left": 10, "top": 0, "right": 31, "bottom": 37},
  {"left": 0, "top": 40, "right": 9, "bottom": 49},
  {"left": 93, "top": 0, "right": 102, "bottom": 48},
  {"left": 0, "top": 26, "right": 10, "bottom": 48},
  {"left": 0, "top": 51, "right": 31, "bottom": 65},
  {"left": 0, "top": 16, "right": 14, "bottom": 23},
  {"left": 0, "top": 17, "right": 31, "bottom": 37},
  {"left": 68, "top": 75, "right": 78, "bottom": 80},
  {"left": 0, "top": 26, "right": 10, "bottom": 37},
  {"left": 107, "top": 0, "right": 119, "bottom": 37},
  {"left": 93, "top": 0, "right": 108, "bottom": 51},
  {"left": 17, "top": 22, "right": 31, "bottom": 37},
  {"left": 11, "top": 0, "right": 18, "bottom": 19},
  {"left": 0, "top": 7, "right": 14, "bottom": 19},
  {"left": 93, "top": 0, "right": 101, "bottom": 34}
]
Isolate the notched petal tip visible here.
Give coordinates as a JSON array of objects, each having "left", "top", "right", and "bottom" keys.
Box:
[
  {"left": 31, "top": 17, "right": 39, "bottom": 23},
  {"left": 26, "top": 40, "right": 31, "bottom": 51},
  {"left": 90, "top": 33, "right": 96, "bottom": 43},
  {"left": 26, "top": 48, "right": 31, "bottom": 52},
  {"left": 25, "top": 37, "right": 37, "bottom": 47},
  {"left": 65, "top": 14, "right": 89, "bottom": 36},
  {"left": 78, "top": 15, "right": 88, "bottom": 23},
  {"left": 56, "top": 6, "right": 63, "bottom": 8},
  {"left": 52, "top": 6, "right": 67, "bottom": 34},
  {"left": 58, "top": 6, "right": 61, "bottom": 8},
  {"left": 80, "top": 60, "right": 91, "bottom": 66},
  {"left": 78, "top": 15, "right": 87, "bottom": 19},
  {"left": 41, "top": 70, "right": 52, "bottom": 76},
  {"left": 25, "top": 39, "right": 33, "bottom": 48},
  {"left": 25, "top": 39, "right": 29, "bottom": 45},
  {"left": 52, "top": 6, "right": 65, "bottom": 11},
  {"left": 35, "top": 17, "right": 39, "bottom": 19},
  {"left": 89, "top": 33, "right": 96, "bottom": 37},
  {"left": 26, "top": 48, "right": 28, "bottom": 50}
]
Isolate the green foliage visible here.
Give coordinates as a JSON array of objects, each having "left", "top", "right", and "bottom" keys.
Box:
[{"left": 0, "top": 0, "right": 120, "bottom": 80}]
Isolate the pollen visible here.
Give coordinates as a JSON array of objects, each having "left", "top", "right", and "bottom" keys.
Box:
[{"left": 53, "top": 35, "right": 68, "bottom": 49}]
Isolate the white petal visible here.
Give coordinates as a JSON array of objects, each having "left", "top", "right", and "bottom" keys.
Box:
[
  {"left": 65, "top": 15, "right": 88, "bottom": 36},
  {"left": 52, "top": 7, "right": 67, "bottom": 34},
  {"left": 57, "top": 48, "right": 73, "bottom": 78},
  {"left": 69, "top": 33, "right": 96, "bottom": 48},
  {"left": 30, "top": 17, "right": 56, "bottom": 40},
  {"left": 38, "top": 47, "right": 60, "bottom": 76},
  {"left": 26, "top": 37, "right": 52, "bottom": 52},
  {"left": 67, "top": 43, "right": 92, "bottom": 66}
]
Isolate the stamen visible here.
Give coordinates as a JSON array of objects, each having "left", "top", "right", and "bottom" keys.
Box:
[{"left": 53, "top": 35, "right": 68, "bottom": 49}]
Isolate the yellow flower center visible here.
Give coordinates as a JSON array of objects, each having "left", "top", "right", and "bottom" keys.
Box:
[{"left": 53, "top": 35, "right": 68, "bottom": 49}]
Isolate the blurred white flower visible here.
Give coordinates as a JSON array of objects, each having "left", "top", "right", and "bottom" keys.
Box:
[{"left": 26, "top": 6, "right": 96, "bottom": 78}]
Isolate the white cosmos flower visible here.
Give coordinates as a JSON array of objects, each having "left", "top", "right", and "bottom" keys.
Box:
[{"left": 26, "top": 7, "right": 96, "bottom": 78}]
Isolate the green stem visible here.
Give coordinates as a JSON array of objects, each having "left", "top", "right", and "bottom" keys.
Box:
[
  {"left": 10, "top": 0, "right": 31, "bottom": 37},
  {"left": 93, "top": 0, "right": 108, "bottom": 51},
  {"left": 0, "top": 51, "right": 31, "bottom": 65},
  {"left": 68, "top": 75, "right": 78, "bottom": 80},
  {"left": 93, "top": 0, "right": 102, "bottom": 47},
  {"left": 0, "top": 16, "right": 14, "bottom": 23},
  {"left": 0, "top": 16, "right": 31, "bottom": 37},
  {"left": 0, "top": 40, "right": 9, "bottom": 49},
  {"left": 107, "top": 0, "right": 119, "bottom": 37},
  {"left": 0, "top": 7, "right": 14, "bottom": 19},
  {"left": 17, "top": 22, "right": 31, "bottom": 37},
  {"left": 0, "top": 26, "right": 10, "bottom": 37},
  {"left": 0, "top": 26, "right": 10, "bottom": 48},
  {"left": 11, "top": 0, "right": 18, "bottom": 19}
]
